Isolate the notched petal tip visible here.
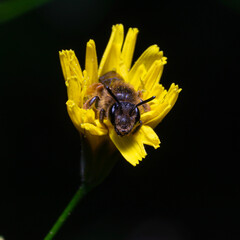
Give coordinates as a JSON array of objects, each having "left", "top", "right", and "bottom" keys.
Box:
[
  {"left": 59, "top": 49, "right": 83, "bottom": 82},
  {"left": 108, "top": 128, "right": 147, "bottom": 166},
  {"left": 143, "top": 82, "right": 181, "bottom": 128},
  {"left": 87, "top": 39, "right": 95, "bottom": 46},
  {"left": 112, "top": 23, "right": 124, "bottom": 31},
  {"left": 59, "top": 49, "right": 76, "bottom": 62},
  {"left": 127, "top": 27, "right": 139, "bottom": 37},
  {"left": 129, "top": 44, "right": 166, "bottom": 82},
  {"left": 168, "top": 83, "right": 182, "bottom": 98},
  {"left": 162, "top": 56, "right": 167, "bottom": 64}
]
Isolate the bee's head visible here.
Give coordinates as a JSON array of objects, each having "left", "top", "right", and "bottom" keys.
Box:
[
  {"left": 106, "top": 86, "right": 155, "bottom": 136},
  {"left": 109, "top": 102, "right": 139, "bottom": 136}
]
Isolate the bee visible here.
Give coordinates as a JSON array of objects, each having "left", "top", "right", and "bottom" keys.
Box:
[{"left": 83, "top": 71, "right": 155, "bottom": 136}]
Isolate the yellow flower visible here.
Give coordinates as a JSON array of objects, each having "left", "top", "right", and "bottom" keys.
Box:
[{"left": 59, "top": 24, "right": 181, "bottom": 166}]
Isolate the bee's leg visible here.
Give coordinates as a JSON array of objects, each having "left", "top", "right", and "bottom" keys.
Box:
[
  {"left": 89, "top": 96, "right": 99, "bottom": 107},
  {"left": 99, "top": 108, "right": 108, "bottom": 129},
  {"left": 132, "top": 120, "right": 142, "bottom": 134},
  {"left": 99, "top": 108, "right": 106, "bottom": 124},
  {"left": 83, "top": 96, "right": 99, "bottom": 109}
]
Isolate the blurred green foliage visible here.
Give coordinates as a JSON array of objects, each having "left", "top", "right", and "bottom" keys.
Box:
[
  {"left": 0, "top": 0, "right": 51, "bottom": 23},
  {"left": 220, "top": 0, "right": 240, "bottom": 12}
]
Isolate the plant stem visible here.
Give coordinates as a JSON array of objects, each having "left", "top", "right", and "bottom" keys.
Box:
[{"left": 44, "top": 184, "right": 88, "bottom": 240}]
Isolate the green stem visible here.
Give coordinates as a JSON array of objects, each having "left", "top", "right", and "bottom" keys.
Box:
[{"left": 44, "top": 184, "right": 88, "bottom": 240}]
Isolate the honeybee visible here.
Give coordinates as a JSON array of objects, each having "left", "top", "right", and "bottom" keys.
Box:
[{"left": 83, "top": 71, "right": 155, "bottom": 136}]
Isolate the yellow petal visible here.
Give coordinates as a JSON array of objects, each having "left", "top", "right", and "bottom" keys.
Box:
[
  {"left": 66, "top": 100, "right": 84, "bottom": 133},
  {"left": 59, "top": 50, "right": 83, "bottom": 106},
  {"left": 147, "top": 84, "right": 166, "bottom": 100},
  {"left": 142, "top": 60, "right": 165, "bottom": 99},
  {"left": 64, "top": 76, "right": 81, "bottom": 106},
  {"left": 121, "top": 27, "right": 139, "bottom": 71},
  {"left": 164, "top": 83, "right": 182, "bottom": 105},
  {"left": 119, "top": 28, "right": 139, "bottom": 81},
  {"left": 108, "top": 128, "right": 146, "bottom": 166},
  {"left": 98, "top": 24, "right": 124, "bottom": 77},
  {"left": 142, "top": 102, "right": 171, "bottom": 128},
  {"left": 147, "top": 105, "right": 172, "bottom": 129},
  {"left": 81, "top": 123, "right": 108, "bottom": 136},
  {"left": 128, "top": 63, "right": 147, "bottom": 90},
  {"left": 138, "top": 125, "right": 160, "bottom": 148},
  {"left": 66, "top": 100, "right": 108, "bottom": 137},
  {"left": 59, "top": 50, "right": 83, "bottom": 83},
  {"left": 128, "top": 45, "right": 164, "bottom": 81},
  {"left": 142, "top": 84, "right": 181, "bottom": 128},
  {"left": 85, "top": 40, "right": 98, "bottom": 85},
  {"left": 108, "top": 125, "right": 160, "bottom": 166}
]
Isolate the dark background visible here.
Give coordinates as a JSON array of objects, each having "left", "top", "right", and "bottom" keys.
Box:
[{"left": 0, "top": 0, "right": 239, "bottom": 239}]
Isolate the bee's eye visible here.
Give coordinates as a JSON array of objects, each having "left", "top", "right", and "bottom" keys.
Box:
[
  {"left": 135, "top": 108, "right": 140, "bottom": 123},
  {"left": 130, "top": 107, "right": 140, "bottom": 123},
  {"left": 109, "top": 103, "right": 118, "bottom": 125}
]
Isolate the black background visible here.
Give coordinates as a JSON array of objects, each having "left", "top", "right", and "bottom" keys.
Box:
[{"left": 0, "top": 0, "right": 240, "bottom": 239}]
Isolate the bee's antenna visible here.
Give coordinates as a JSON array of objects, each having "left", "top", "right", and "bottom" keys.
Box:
[
  {"left": 106, "top": 86, "right": 120, "bottom": 104},
  {"left": 130, "top": 96, "right": 156, "bottom": 116},
  {"left": 136, "top": 96, "right": 156, "bottom": 107}
]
